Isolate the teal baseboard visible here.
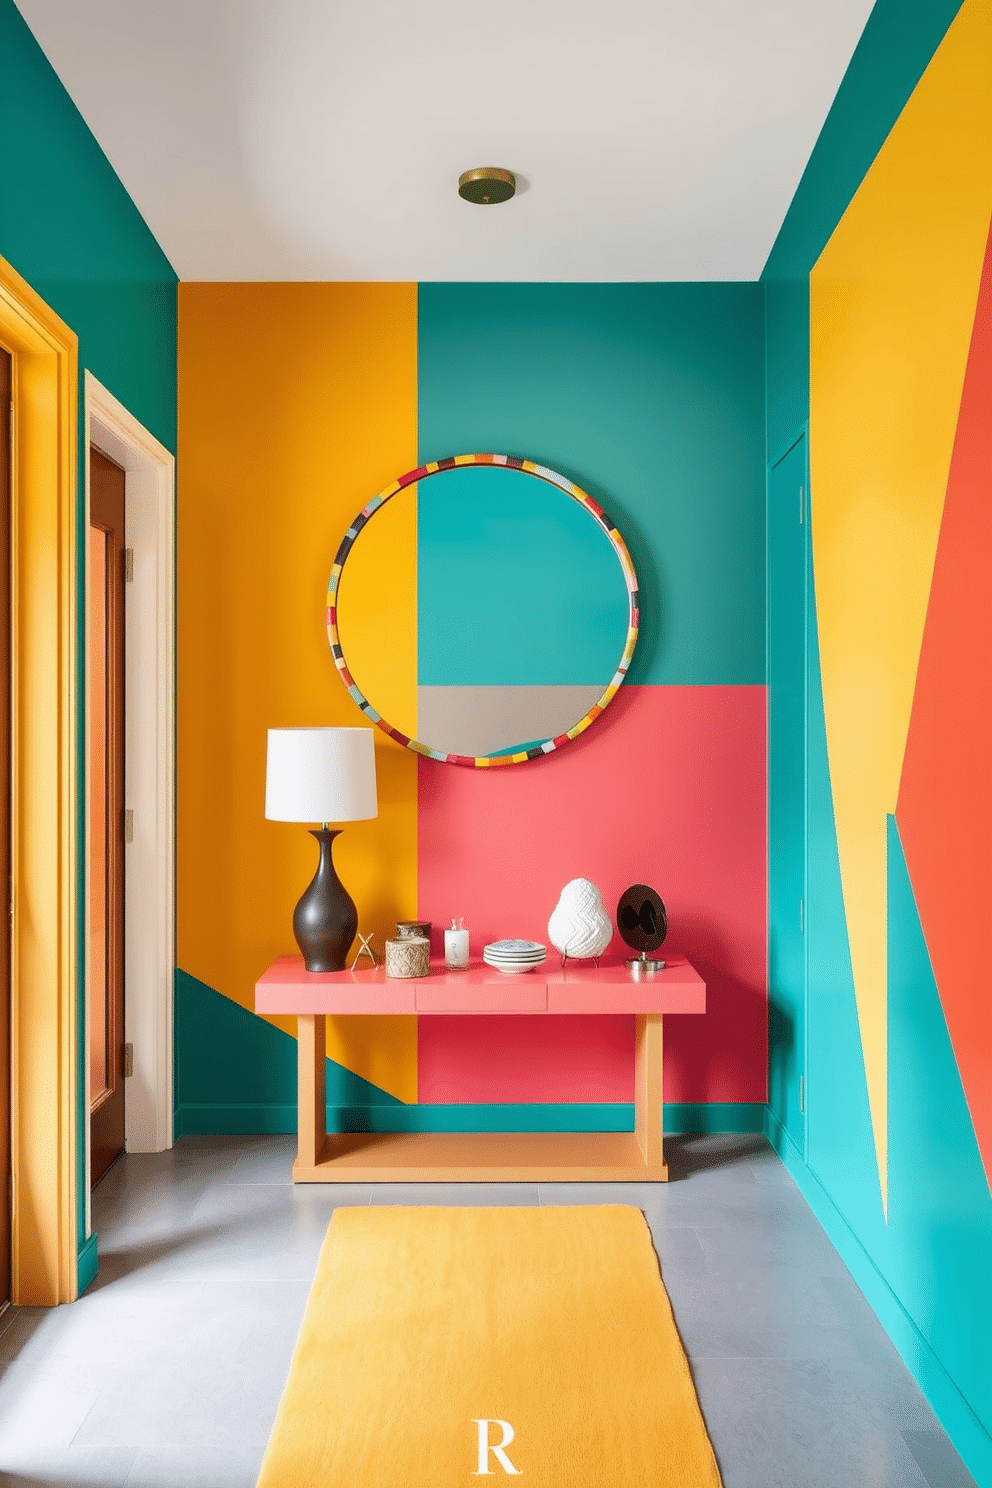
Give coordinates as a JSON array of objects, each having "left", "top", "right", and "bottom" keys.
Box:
[
  {"left": 763, "top": 1106, "right": 992, "bottom": 1488},
  {"left": 174, "top": 1100, "right": 768, "bottom": 1138},
  {"left": 665, "top": 1102, "right": 766, "bottom": 1134},
  {"left": 77, "top": 1232, "right": 99, "bottom": 1296}
]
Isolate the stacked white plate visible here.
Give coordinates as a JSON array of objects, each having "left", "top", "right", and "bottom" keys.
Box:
[{"left": 483, "top": 939, "right": 547, "bottom": 975}]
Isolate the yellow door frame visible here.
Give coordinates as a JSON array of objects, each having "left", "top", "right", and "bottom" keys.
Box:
[{"left": 0, "top": 251, "right": 79, "bottom": 1304}]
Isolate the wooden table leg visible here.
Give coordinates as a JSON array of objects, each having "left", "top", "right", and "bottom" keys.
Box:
[
  {"left": 634, "top": 1012, "right": 667, "bottom": 1178},
  {"left": 296, "top": 1013, "right": 326, "bottom": 1174}
]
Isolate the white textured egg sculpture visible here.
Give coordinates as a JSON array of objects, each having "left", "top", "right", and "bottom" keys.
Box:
[{"left": 547, "top": 878, "right": 614, "bottom": 959}]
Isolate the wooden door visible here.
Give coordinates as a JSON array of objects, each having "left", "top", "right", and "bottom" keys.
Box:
[
  {"left": 89, "top": 449, "right": 126, "bottom": 1187},
  {"left": 0, "top": 347, "right": 11, "bottom": 1301}
]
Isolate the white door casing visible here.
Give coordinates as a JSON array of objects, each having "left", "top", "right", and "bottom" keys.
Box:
[{"left": 84, "top": 373, "right": 175, "bottom": 1207}]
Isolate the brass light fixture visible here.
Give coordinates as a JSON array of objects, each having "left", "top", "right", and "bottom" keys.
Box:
[{"left": 458, "top": 167, "right": 516, "bottom": 205}]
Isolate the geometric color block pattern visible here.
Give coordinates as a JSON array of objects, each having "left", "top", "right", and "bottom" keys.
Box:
[
  {"left": 809, "top": 0, "right": 992, "bottom": 1208},
  {"left": 886, "top": 816, "right": 992, "bottom": 1457},
  {"left": 327, "top": 453, "right": 640, "bottom": 767},
  {"left": 896, "top": 214, "right": 992, "bottom": 1193},
  {"left": 174, "top": 970, "right": 403, "bottom": 1137}
]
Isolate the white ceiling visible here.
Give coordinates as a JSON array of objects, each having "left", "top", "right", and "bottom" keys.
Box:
[{"left": 16, "top": 0, "right": 875, "bottom": 282}]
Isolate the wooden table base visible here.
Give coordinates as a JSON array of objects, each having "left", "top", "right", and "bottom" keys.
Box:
[{"left": 294, "top": 1011, "right": 669, "bottom": 1183}]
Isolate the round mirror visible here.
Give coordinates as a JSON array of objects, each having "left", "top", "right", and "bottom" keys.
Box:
[{"left": 327, "top": 455, "right": 638, "bottom": 766}]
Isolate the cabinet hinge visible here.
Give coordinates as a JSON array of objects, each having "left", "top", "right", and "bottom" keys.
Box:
[
  {"left": 124, "top": 548, "right": 134, "bottom": 582},
  {"left": 799, "top": 485, "right": 804, "bottom": 524},
  {"left": 799, "top": 1075, "right": 806, "bottom": 1114},
  {"left": 799, "top": 898, "right": 805, "bottom": 934},
  {"left": 124, "top": 809, "right": 133, "bottom": 843},
  {"left": 123, "top": 1043, "right": 134, "bottom": 1078}
]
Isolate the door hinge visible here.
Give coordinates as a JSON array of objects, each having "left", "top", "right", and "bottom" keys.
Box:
[
  {"left": 799, "top": 485, "right": 804, "bottom": 524},
  {"left": 124, "top": 548, "right": 134, "bottom": 582},
  {"left": 799, "top": 1075, "right": 806, "bottom": 1114},
  {"left": 799, "top": 898, "right": 805, "bottom": 934},
  {"left": 124, "top": 808, "right": 133, "bottom": 843},
  {"left": 123, "top": 1042, "right": 134, "bottom": 1078}
]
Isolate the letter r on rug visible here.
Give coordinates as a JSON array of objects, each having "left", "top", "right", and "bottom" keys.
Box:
[{"left": 472, "top": 1419, "right": 521, "bottom": 1475}]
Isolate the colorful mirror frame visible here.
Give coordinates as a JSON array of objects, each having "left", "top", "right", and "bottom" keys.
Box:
[{"left": 326, "top": 454, "right": 639, "bottom": 767}]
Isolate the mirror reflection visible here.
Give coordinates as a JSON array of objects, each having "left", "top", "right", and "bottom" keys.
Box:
[{"left": 328, "top": 456, "right": 638, "bottom": 765}]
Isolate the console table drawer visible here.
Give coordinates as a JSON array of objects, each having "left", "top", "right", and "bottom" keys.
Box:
[{"left": 414, "top": 981, "right": 548, "bottom": 1013}]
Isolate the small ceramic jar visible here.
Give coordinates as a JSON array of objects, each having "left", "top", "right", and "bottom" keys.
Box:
[
  {"left": 385, "top": 935, "right": 430, "bottom": 979},
  {"left": 395, "top": 920, "right": 431, "bottom": 941}
]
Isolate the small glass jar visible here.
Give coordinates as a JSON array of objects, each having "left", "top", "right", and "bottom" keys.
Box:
[{"left": 444, "top": 917, "right": 469, "bottom": 969}]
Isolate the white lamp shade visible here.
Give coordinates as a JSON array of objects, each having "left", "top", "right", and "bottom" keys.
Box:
[{"left": 265, "top": 727, "right": 378, "bottom": 823}]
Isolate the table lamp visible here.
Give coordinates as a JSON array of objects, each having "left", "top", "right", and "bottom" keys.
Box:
[{"left": 265, "top": 727, "right": 378, "bottom": 972}]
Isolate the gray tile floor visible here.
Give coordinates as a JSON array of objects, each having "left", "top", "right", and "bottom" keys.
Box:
[{"left": 0, "top": 1133, "right": 977, "bottom": 1488}]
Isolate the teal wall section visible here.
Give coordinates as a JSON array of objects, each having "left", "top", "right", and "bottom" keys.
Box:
[
  {"left": 418, "top": 283, "right": 766, "bottom": 688},
  {"left": 0, "top": 0, "right": 177, "bottom": 1292},
  {"left": 175, "top": 972, "right": 405, "bottom": 1136},
  {"left": 763, "top": 1, "right": 990, "bottom": 1478}
]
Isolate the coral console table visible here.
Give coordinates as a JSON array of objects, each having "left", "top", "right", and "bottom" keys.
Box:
[{"left": 254, "top": 955, "right": 706, "bottom": 1183}]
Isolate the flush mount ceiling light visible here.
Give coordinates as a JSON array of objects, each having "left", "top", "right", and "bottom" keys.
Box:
[{"left": 458, "top": 167, "right": 516, "bottom": 205}]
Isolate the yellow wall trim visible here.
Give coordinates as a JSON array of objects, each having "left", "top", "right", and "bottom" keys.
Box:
[{"left": 0, "top": 252, "right": 79, "bottom": 1304}]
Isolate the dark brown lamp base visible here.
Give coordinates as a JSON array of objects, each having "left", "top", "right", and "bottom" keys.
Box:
[{"left": 292, "top": 828, "right": 358, "bottom": 973}]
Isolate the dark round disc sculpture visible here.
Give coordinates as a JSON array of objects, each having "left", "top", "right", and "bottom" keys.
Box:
[
  {"left": 292, "top": 828, "right": 358, "bottom": 972},
  {"left": 616, "top": 883, "right": 668, "bottom": 955}
]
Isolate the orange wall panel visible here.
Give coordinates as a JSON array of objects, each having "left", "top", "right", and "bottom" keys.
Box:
[{"left": 177, "top": 283, "right": 419, "bottom": 1102}]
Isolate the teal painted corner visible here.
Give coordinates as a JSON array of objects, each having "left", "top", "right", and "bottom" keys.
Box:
[
  {"left": 0, "top": 0, "right": 176, "bottom": 286},
  {"left": 174, "top": 969, "right": 405, "bottom": 1138},
  {"left": 1, "top": 0, "right": 178, "bottom": 1274},
  {"left": 417, "top": 282, "right": 766, "bottom": 689},
  {"left": 762, "top": 0, "right": 966, "bottom": 280},
  {"left": 764, "top": 281, "right": 810, "bottom": 465},
  {"left": 766, "top": 431, "right": 809, "bottom": 1157},
  {"left": 77, "top": 1232, "right": 99, "bottom": 1297}
]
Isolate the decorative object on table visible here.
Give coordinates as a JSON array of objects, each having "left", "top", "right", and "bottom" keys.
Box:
[
  {"left": 617, "top": 883, "right": 668, "bottom": 978},
  {"left": 444, "top": 917, "right": 470, "bottom": 969},
  {"left": 385, "top": 934, "right": 430, "bottom": 979},
  {"left": 548, "top": 878, "right": 613, "bottom": 965},
  {"left": 483, "top": 939, "right": 547, "bottom": 976},
  {"left": 327, "top": 453, "right": 639, "bottom": 768},
  {"left": 396, "top": 920, "right": 431, "bottom": 941},
  {"left": 264, "top": 727, "right": 378, "bottom": 973},
  {"left": 349, "top": 932, "right": 378, "bottom": 973}
]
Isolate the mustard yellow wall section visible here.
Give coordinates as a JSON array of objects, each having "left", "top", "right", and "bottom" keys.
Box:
[
  {"left": 178, "top": 283, "right": 419, "bottom": 1103},
  {"left": 810, "top": 0, "right": 992, "bottom": 1209}
]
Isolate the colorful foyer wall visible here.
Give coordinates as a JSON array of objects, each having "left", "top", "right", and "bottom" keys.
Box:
[
  {"left": 765, "top": 0, "right": 992, "bottom": 1479},
  {"left": 0, "top": 0, "right": 178, "bottom": 1293},
  {"left": 176, "top": 282, "right": 767, "bottom": 1135}
]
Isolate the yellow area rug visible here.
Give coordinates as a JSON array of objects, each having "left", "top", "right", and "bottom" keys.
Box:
[{"left": 257, "top": 1205, "right": 722, "bottom": 1487}]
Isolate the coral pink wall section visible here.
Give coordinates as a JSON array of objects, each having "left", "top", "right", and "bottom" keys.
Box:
[{"left": 417, "top": 685, "right": 767, "bottom": 1105}]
